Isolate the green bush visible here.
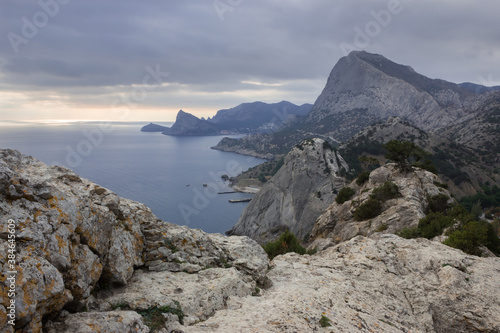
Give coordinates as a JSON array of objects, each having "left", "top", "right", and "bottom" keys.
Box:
[
  {"left": 320, "top": 315, "right": 332, "bottom": 327},
  {"left": 355, "top": 171, "right": 370, "bottom": 185},
  {"left": 444, "top": 220, "right": 500, "bottom": 256},
  {"left": 370, "top": 181, "right": 400, "bottom": 201},
  {"left": 353, "top": 198, "right": 382, "bottom": 221},
  {"left": 417, "top": 212, "right": 455, "bottom": 239},
  {"left": 397, "top": 226, "right": 420, "bottom": 239},
  {"left": 399, "top": 208, "right": 465, "bottom": 240},
  {"left": 138, "top": 302, "right": 185, "bottom": 329},
  {"left": 336, "top": 187, "right": 355, "bottom": 204},
  {"left": 427, "top": 193, "right": 451, "bottom": 213},
  {"left": 262, "top": 230, "right": 315, "bottom": 260}
]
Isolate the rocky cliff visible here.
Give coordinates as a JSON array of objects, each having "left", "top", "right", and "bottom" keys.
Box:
[
  {"left": 211, "top": 52, "right": 500, "bottom": 169},
  {"left": 227, "top": 138, "right": 348, "bottom": 243},
  {"left": 304, "top": 51, "right": 474, "bottom": 141},
  {"left": 162, "top": 110, "right": 220, "bottom": 136},
  {"left": 310, "top": 164, "right": 453, "bottom": 243},
  {"left": 1, "top": 149, "right": 500, "bottom": 333},
  {"left": 187, "top": 235, "right": 500, "bottom": 333},
  {"left": 0, "top": 149, "right": 268, "bottom": 332},
  {"left": 157, "top": 101, "right": 313, "bottom": 137}
]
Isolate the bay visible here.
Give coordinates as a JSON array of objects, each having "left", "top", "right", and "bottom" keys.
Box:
[{"left": 0, "top": 121, "right": 264, "bottom": 234}]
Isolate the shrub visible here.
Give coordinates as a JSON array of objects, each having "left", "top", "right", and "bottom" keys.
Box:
[
  {"left": 433, "top": 181, "right": 449, "bottom": 189},
  {"left": 427, "top": 193, "right": 451, "bottom": 213},
  {"left": 417, "top": 212, "right": 455, "bottom": 239},
  {"left": 320, "top": 315, "right": 332, "bottom": 327},
  {"left": 262, "top": 230, "right": 315, "bottom": 260},
  {"left": 336, "top": 187, "right": 355, "bottom": 204},
  {"left": 138, "top": 302, "right": 185, "bottom": 329},
  {"left": 370, "top": 181, "right": 400, "bottom": 201},
  {"left": 356, "top": 171, "right": 370, "bottom": 185},
  {"left": 397, "top": 226, "right": 420, "bottom": 239},
  {"left": 444, "top": 220, "right": 500, "bottom": 256},
  {"left": 383, "top": 140, "right": 430, "bottom": 173},
  {"left": 353, "top": 198, "right": 382, "bottom": 221}
]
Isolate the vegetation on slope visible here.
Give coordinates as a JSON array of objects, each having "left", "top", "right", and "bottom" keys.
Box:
[
  {"left": 398, "top": 195, "right": 500, "bottom": 256},
  {"left": 262, "top": 230, "right": 316, "bottom": 260}
]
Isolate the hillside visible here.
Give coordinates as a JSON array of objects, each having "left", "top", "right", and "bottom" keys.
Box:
[
  {"left": 2, "top": 148, "right": 499, "bottom": 332},
  {"left": 212, "top": 52, "right": 499, "bottom": 195},
  {"left": 153, "top": 101, "right": 312, "bottom": 136},
  {"left": 338, "top": 117, "right": 500, "bottom": 197},
  {"left": 227, "top": 138, "right": 348, "bottom": 243}
]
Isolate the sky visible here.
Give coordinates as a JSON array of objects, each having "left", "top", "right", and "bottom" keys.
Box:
[{"left": 1, "top": 0, "right": 500, "bottom": 122}]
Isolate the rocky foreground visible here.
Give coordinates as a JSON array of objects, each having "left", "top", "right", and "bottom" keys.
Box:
[{"left": 1, "top": 149, "right": 500, "bottom": 333}]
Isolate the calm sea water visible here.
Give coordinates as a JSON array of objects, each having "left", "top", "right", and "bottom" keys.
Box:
[{"left": 0, "top": 122, "right": 264, "bottom": 234}]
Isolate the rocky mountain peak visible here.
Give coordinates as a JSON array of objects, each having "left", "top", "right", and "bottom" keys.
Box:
[
  {"left": 162, "top": 110, "right": 220, "bottom": 136},
  {"left": 227, "top": 138, "right": 348, "bottom": 243},
  {"left": 303, "top": 51, "right": 475, "bottom": 141}
]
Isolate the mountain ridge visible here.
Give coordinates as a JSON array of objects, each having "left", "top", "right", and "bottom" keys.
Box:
[{"left": 142, "top": 101, "right": 313, "bottom": 136}]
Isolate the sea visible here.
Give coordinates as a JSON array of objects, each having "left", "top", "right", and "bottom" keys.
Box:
[{"left": 0, "top": 121, "right": 265, "bottom": 234}]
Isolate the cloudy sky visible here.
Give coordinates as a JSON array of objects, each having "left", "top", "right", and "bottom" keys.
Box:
[{"left": 1, "top": 0, "right": 499, "bottom": 122}]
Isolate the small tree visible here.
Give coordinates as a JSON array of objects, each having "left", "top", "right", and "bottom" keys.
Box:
[
  {"left": 336, "top": 187, "right": 355, "bottom": 204},
  {"left": 358, "top": 155, "right": 379, "bottom": 171},
  {"left": 383, "top": 140, "right": 430, "bottom": 173}
]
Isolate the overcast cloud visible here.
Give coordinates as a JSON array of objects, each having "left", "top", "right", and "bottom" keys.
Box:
[{"left": 1, "top": 0, "right": 499, "bottom": 121}]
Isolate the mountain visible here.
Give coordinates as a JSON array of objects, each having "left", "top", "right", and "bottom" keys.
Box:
[
  {"left": 303, "top": 50, "right": 478, "bottom": 141},
  {"left": 140, "top": 122, "right": 169, "bottom": 132},
  {"left": 2, "top": 149, "right": 500, "bottom": 332},
  {"left": 154, "top": 101, "right": 313, "bottom": 136},
  {"left": 459, "top": 82, "right": 500, "bottom": 94},
  {"left": 213, "top": 50, "right": 498, "bottom": 152},
  {"left": 207, "top": 100, "right": 312, "bottom": 132},
  {"left": 161, "top": 110, "right": 220, "bottom": 136},
  {"left": 338, "top": 114, "right": 500, "bottom": 197},
  {"left": 227, "top": 138, "right": 348, "bottom": 243}
]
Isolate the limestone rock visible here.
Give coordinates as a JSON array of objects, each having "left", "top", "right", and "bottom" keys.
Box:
[
  {"left": 186, "top": 235, "right": 500, "bottom": 333},
  {"left": 306, "top": 51, "right": 473, "bottom": 141},
  {"left": 0, "top": 149, "right": 268, "bottom": 332},
  {"left": 141, "top": 221, "right": 269, "bottom": 283},
  {"left": 97, "top": 267, "right": 256, "bottom": 325},
  {"left": 44, "top": 311, "right": 149, "bottom": 333},
  {"left": 228, "top": 138, "right": 348, "bottom": 243},
  {"left": 311, "top": 164, "right": 453, "bottom": 244}
]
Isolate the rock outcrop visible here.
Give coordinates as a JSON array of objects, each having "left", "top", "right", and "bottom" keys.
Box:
[
  {"left": 2, "top": 149, "right": 499, "bottom": 333},
  {"left": 162, "top": 110, "right": 221, "bottom": 136},
  {"left": 311, "top": 164, "right": 453, "bottom": 244},
  {"left": 0, "top": 149, "right": 268, "bottom": 332},
  {"left": 186, "top": 235, "right": 500, "bottom": 332},
  {"left": 227, "top": 138, "right": 348, "bottom": 243},
  {"left": 140, "top": 123, "right": 169, "bottom": 132},
  {"left": 305, "top": 50, "right": 474, "bottom": 141}
]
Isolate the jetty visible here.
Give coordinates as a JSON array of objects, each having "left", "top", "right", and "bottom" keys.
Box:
[{"left": 228, "top": 198, "right": 252, "bottom": 203}]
